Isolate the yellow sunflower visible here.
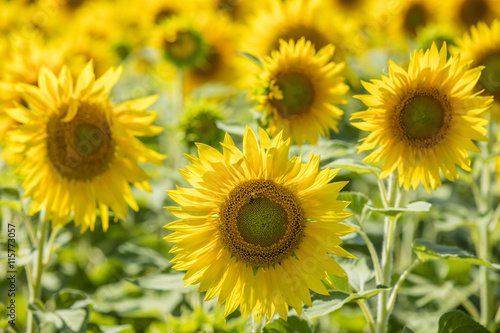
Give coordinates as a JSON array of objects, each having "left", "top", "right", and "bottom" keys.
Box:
[
  {"left": 455, "top": 19, "right": 500, "bottom": 120},
  {"left": 350, "top": 43, "right": 493, "bottom": 192},
  {"left": 165, "top": 127, "right": 355, "bottom": 321},
  {"left": 246, "top": 0, "right": 343, "bottom": 57},
  {"left": 253, "top": 38, "right": 348, "bottom": 146},
  {"left": 6, "top": 61, "right": 165, "bottom": 232},
  {"left": 153, "top": 16, "right": 209, "bottom": 70},
  {"left": 183, "top": 14, "right": 243, "bottom": 93},
  {"left": 442, "top": 0, "right": 500, "bottom": 31}
]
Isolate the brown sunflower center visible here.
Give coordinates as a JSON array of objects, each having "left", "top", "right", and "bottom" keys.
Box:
[
  {"left": 478, "top": 51, "right": 500, "bottom": 99},
  {"left": 403, "top": 3, "right": 428, "bottom": 36},
  {"left": 395, "top": 87, "right": 451, "bottom": 148},
  {"left": 271, "top": 25, "right": 329, "bottom": 52},
  {"left": 218, "top": 179, "right": 305, "bottom": 267},
  {"left": 192, "top": 47, "right": 222, "bottom": 78},
  {"left": 46, "top": 102, "right": 115, "bottom": 180},
  {"left": 155, "top": 7, "right": 176, "bottom": 24},
  {"left": 271, "top": 72, "right": 315, "bottom": 118},
  {"left": 459, "top": 0, "right": 489, "bottom": 27}
]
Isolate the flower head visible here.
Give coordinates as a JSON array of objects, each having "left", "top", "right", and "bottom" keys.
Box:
[
  {"left": 351, "top": 43, "right": 492, "bottom": 192},
  {"left": 6, "top": 61, "right": 166, "bottom": 232},
  {"left": 253, "top": 38, "right": 348, "bottom": 146},
  {"left": 165, "top": 127, "right": 355, "bottom": 321}
]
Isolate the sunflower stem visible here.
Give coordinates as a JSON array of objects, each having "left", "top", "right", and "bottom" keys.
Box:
[
  {"left": 477, "top": 119, "right": 494, "bottom": 328},
  {"left": 386, "top": 259, "right": 420, "bottom": 316},
  {"left": 358, "top": 300, "right": 376, "bottom": 333},
  {"left": 27, "top": 217, "right": 50, "bottom": 333},
  {"left": 357, "top": 228, "right": 382, "bottom": 285},
  {"left": 376, "top": 173, "right": 400, "bottom": 333}
]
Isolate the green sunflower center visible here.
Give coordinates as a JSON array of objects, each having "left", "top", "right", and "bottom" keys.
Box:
[
  {"left": 164, "top": 30, "right": 206, "bottom": 68},
  {"left": 218, "top": 179, "right": 305, "bottom": 267},
  {"left": 459, "top": 0, "right": 489, "bottom": 27},
  {"left": 237, "top": 198, "right": 287, "bottom": 246},
  {"left": 47, "top": 102, "right": 115, "bottom": 180},
  {"left": 395, "top": 87, "right": 451, "bottom": 148},
  {"left": 478, "top": 52, "right": 500, "bottom": 98},
  {"left": 272, "top": 72, "right": 315, "bottom": 118},
  {"left": 403, "top": 3, "right": 428, "bottom": 36}
]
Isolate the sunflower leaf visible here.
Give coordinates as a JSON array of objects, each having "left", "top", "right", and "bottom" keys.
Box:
[
  {"left": 412, "top": 239, "right": 492, "bottom": 267},
  {"left": 366, "top": 201, "right": 431, "bottom": 217},
  {"left": 127, "top": 272, "right": 193, "bottom": 292},
  {"left": 438, "top": 310, "right": 489, "bottom": 333},
  {"left": 337, "top": 191, "right": 371, "bottom": 216},
  {"left": 326, "top": 158, "right": 380, "bottom": 174},
  {"left": 237, "top": 50, "right": 263, "bottom": 69},
  {"left": 0, "top": 200, "right": 21, "bottom": 211},
  {"left": 264, "top": 315, "right": 313, "bottom": 333},
  {"left": 303, "top": 288, "right": 389, "bottom": 318}
]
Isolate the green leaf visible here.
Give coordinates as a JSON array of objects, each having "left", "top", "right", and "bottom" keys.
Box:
[
  {"left": 403, "top": 327, "right": 415, "bottom": 333},
  {"left": 264, "top": 315, "right": 313, "bottom": 333},
  {"left": 326, "top": 158, "right": 380, "bottom": 174},
  {"left": 303, "top": 288, "right": 389, "bottom": 318},
  {"left": 128, "top": 273, "right": 193, "bottom": 292},
  {"left": 335, "top": 257, "right": 376, "bottom": 292},
  {"left": 54, "top": 289, "right": 92, "bottom": 310},
  {"left": 30, "top": 302, "right": 89, "bottom": 333},
  {"left": 237, "top": 50, "right": 263, "bottom": 69},
  {"left": 412, "top": 239, "right": 492, "bottom": 266},
  {"left": 100, "top": 324, "right": 135, "bottom": 333},
  {"left": 0, "top": 200, "right": 20, "bottom": 211},
  {"left": 337, "top": 191, "right": 371, "bottom": 216},
  {"left": 367, "top": 201, "right": 431, "bottom": 217},
  {"left": 326, "top": 274, "right": 350, "bottom": 294},
  {"left": 438, "top": 311, "right": 489, "bottom": 333}
]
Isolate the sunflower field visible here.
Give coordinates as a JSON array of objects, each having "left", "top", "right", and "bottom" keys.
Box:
[{"left": 1, "top": 0, "right": 500, "bottom": 332}]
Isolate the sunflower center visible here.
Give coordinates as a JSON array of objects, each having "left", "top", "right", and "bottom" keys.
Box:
[
  {"left": 192, "top": 47, "right": 222, "bottom": 78},
  {"left": 478, "top": 52, "right": 500, "bottom": 98},
  {"left": 164, "top": 30, "right": 204, "bottom": 66},
  {"left": 218, "top": 179, "right": 305, "bottom": 267},
  {"left": 272, "top": 72, "right": 315, "bottom": 118},
  {"left": 395, "top": 88, "right": 451, "bottom": 148},
  {"left": 272, "top": 25, "right": 329, "bottom": 51},
  {"left": 237, "top": 198, "right": 287, "bottom": 246},
  {"left": 155, "top": 8, "right": 176, "bottom": 24},
  {"left": 47, "top": 102, "right": 115, "bottom": 180},
  {"left": 459, "top": 0, "right": 489, "bottom": 27},
  {"left": 403, "top": 3, "right": 428, "bottom": 36}
]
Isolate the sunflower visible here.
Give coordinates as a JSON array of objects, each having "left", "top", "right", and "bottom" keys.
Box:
[
  {"left": 246, "top": 0, "right": 344, "bottom": 58},
  {"left": 443, "top": 0, "right": 500, "bottom": 31},
  {"left": 455, "top": 19, "right": 500, "bottom": 120},
  {"left": 153, "top": 16, "right": 209, "bottom": 70},
  {"left": 380, "top": 0, "right": 444, "bottom": 46},
  {"left": 179, "top": 100, "right": 226, "bottom": 151},
  {"left": 5, "top": 61, "right": 165, "bottom": 232},
  {"left": 253, "top": 38, "right": 348, "bottom": 146},
  {"left": 165, "top": 127, "right": 355, "bottom": 321},
  {"left": 183, "top": 14, "right": 243, "bottom": 93},
  {"left": 350, "top": 43, "right": 493, "bottom": 192}
]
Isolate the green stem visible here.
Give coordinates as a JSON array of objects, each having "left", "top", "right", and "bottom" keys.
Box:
[
  {"left": 376, "top": 173, "right": 400, "bottom": 333},
  {"left": 450, "top": 288, "right": 481, "bottom": 323},
  {"left": 27, "top": 217, "right": 50, "bottom": 333},
  {"left": 251, "top": 316, "right": 264, "bottom": 333},
  {"left": 386, "top": 259, "right": 420, "bottom": 315},
  {"left": 357, "top": 228, "right": 383, "bottom": 285},
  {"left": 478, "top": 119, "right": 493, "bottom": 328},
  {"left": 358, "top": 300, "right": 376, "bottom": 333},
  {"left": 376, "top": 177, "right": 389, "bottom": 209},
  {"left": 43, "top": 225, "right": 62, "bottom": 266}
]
